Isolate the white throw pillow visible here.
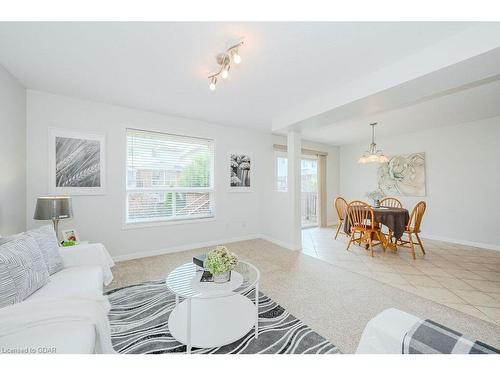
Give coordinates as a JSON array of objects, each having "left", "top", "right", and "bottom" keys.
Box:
[
  {"left": 0, "top": 235, "right": 50, "bottom": 308},
  {"left": 25, "top": 225, "right": 63, "bottom": 275}
]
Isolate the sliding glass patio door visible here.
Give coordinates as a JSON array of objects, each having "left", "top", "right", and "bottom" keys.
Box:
[{"left": 301, "top": 156, "right": 318, "bottom": 227}]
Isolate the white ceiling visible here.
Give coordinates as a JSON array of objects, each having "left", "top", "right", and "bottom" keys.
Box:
[
  {"left": 299, "top": 78, "right": 500, "bottom": 145},
  {"left": 291, "top": 46, "right": 500, "bottom": 144},
  {"left": 0, "top": 22, "right": 476, "bottom": 132}
]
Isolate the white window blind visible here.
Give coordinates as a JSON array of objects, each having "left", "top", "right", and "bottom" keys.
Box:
[{"left": 126, "top": 129, "right": 215, "bottom": 224}]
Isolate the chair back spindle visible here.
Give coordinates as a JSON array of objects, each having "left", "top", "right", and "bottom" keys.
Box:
[
  {"left": 347, "top": 201, "right": 375, "bottom": 230},
  {"left": 380, "top": 197, "right": 403, "bottom": 208}
]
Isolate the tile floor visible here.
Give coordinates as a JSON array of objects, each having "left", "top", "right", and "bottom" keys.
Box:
[{"left": 302, "top": 226, "right": 500, "bottom": 325}]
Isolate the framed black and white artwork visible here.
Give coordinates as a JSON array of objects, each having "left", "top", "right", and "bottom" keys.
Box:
[
  {"left": 229, "top": 153, "right": 252, "bottom": 192},
  {"left": 48, "top": 128, "right": 106, "bottom": 195}
]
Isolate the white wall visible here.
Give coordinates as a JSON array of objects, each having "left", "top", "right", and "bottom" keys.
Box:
[
  {"left": 0, "top": 65, "right": 26, "bottom": 235},
  {"left": 26, "top": 90, "right": 274, "bottom": 260},
  {"left": 339, "top": 117, "right": 500, "bottom": 250}
]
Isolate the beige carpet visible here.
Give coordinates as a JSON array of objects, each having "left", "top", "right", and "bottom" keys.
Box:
[{"left": 107, "top": 238, "right": 500, "bottom": 354}]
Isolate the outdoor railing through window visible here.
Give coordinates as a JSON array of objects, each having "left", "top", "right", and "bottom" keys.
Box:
[
  {"left": 126, "top": 129, "right": 215, "bottom": 224},
  {"left": 301, "top": 191, "right": 318, "bottom": 226}
]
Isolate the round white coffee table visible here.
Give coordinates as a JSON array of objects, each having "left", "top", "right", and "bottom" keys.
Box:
[{"left": 166, "top": 261, "right": 260, "bottom": 353}]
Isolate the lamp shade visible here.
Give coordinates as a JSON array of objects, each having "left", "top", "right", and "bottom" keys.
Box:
[{"left": 33, "top": 197, "right": 73, "bottom": 220}]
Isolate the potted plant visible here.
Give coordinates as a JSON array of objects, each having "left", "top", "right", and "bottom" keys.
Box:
[{"left": 204, "top": 246, "right": 239, "bottom": 283}]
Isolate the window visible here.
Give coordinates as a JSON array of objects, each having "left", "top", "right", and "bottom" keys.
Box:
[
  {"left": 126, "top": 129, "right": 215, "bottom": 224},
  {"left": 275, "top": 151, "right": 288, "bottom": 192}
]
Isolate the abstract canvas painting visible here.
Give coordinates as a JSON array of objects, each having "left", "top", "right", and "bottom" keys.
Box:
[
  {"left": 230, "top": 153, "right": 251, "bottom": 191},
  {"left": 56, "top": 137, "right": 100, "bottom": 187},
  {"left": 377, "top": 152, "right": 426, "bottom": 196},
  {"left": 49, "top": 129, "right": 106, "bottom": 195}
]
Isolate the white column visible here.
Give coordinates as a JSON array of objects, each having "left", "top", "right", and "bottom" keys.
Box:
[{"left": 287, "top": 130, "right": 302, "bottom": 251}]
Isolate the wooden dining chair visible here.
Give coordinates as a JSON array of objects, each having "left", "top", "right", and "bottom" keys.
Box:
[
  {"left": 346, "top": 201, "right": 385, "bottom": 257},
  {"left": 397, "top": 201, "right": 426, "bottom": 260},
  {"left": 334, "top": 197, "right": 348, "bottom": 239},
  {"left": 380, "top": 197, "right": 403, "bottom": 208},
  {"left": 379, "top": 197, "right": 403, "bottom": 242}
]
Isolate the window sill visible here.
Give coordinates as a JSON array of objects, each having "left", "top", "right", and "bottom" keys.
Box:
[{"left": 122, "top": 216, "right": 216, "bottom": 230}]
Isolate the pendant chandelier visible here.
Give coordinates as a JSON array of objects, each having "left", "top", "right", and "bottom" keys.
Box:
[{"left": 358, "top": 122, "right": 389, "bottom": 164}]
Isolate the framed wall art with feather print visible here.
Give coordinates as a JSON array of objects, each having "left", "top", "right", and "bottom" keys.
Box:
[{"left": 48, "top": 128, "right": 106, "bottom": 195}]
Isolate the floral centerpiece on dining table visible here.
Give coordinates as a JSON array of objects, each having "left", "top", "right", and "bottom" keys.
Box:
[
  {"left": 366, "top": 189, "right": 385, "bottom": 207},
  {"left": 204, "top": 246, "right": 239, "bottom": 283}
]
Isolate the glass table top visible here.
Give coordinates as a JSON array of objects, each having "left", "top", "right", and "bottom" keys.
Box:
[{"left": 165, "top": 261, "right": 260, "bottom": 299}]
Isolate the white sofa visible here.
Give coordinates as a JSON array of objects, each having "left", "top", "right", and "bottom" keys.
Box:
[{"left": 0, "top": 243, "right": 114, "bottom": 354}]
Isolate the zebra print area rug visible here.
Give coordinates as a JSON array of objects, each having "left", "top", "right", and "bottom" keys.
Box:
[{"left": 105, "top": 280, "right": 339, "bottom": 354}]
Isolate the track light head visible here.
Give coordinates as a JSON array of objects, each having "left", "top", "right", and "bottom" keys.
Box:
[
  {"left": 209, "top": 77, "right": 217, "bottom": 91},
  {"left": 221, "top": 64, "right": 230, "bottom": 79},
  {"left": 232, "top": 50, "right": 242, "bottom": 64}
]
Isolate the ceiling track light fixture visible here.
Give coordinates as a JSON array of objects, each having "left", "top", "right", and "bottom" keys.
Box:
[
  {"left": 358, "top": 122, "right": 389, "bottom": 164},
  {"left": 208, "top": 40, "right": 244, "bottom": 91}
]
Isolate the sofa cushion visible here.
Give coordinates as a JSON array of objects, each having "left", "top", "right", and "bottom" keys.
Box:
[
  {"left": 0, "top": 233, "right": 22, "bottom": 245},
  {"left": 0, "top": 235, "right": 50, "bottom": 308},
  {"left": 0, "top": 321, "right": 96, "bottom": 354},
  {"left": 26, "top": 266, "right": 103, "bottom": 301},
  {"left": 25, "top": 225, "right": 63, "bottom": 275},
  {"left": 0, "top": 263, "right": 17, "bottom": 307}
]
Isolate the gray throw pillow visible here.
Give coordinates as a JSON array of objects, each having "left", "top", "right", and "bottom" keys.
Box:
[
  {"left": 0, "top": 233, "right": 22, "bottom": 246},
  {"left": 0, "top": 235, "right": 50, "bottom": 308},
  {"left": 25, "top": 225, "right": 64, "bottom": 275},
  {"left": 0, "top": 263, "right": 17, "bottom": 307}
]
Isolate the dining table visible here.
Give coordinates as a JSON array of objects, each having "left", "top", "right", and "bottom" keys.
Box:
[{"left": 343, "top": 206, "right": 410, "bottom": 251}]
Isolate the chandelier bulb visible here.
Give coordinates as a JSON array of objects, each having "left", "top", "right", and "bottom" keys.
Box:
[{"left": 358, "top": 122, "right": 388, "bottom": 164}]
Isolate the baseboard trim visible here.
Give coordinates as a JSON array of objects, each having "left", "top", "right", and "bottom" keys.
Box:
[
  {"left": 259, "top": 235, "right": 300, "bottom": 251},
  {"left": 113, "top": 230, "right": 500, "bottom": 261},
  {"left": 420, "top": 233, "right": 500, "bottom": 252},
  {"left": 112, "top": 234, "right": 262, "bottom": 262}
]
